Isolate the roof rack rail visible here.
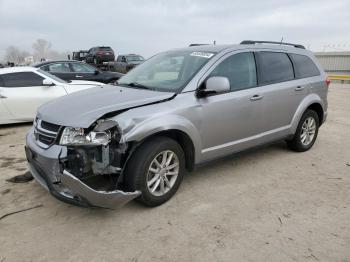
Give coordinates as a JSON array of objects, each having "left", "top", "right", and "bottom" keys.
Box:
[
  {"left": 189, "top": 44, "right": 210, "bottom": 47},
  {"left": 240, "top": 40, "right": 305, "bottom": 49}
]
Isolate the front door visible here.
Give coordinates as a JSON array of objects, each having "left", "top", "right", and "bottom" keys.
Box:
[
  {"left": 44, "top": 62, "right": 72, "bottom": 81},
  {"left": 198, "top": 52, "right": 264, "bottom": 161},
  {"left": 70, "top": 62, "right": 98, "bottom": 81}
]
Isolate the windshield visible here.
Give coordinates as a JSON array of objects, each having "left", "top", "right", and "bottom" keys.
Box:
[
  {"left": 37, "top": 69, "right": 67, "bottom": 84},
  {"left": 118, "top": 50, "right": 216, "bottom": 92},
  {"left": 127, "top": 55, "right": 144, "bottom": 62}
]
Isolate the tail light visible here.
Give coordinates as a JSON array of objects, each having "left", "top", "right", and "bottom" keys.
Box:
[
  {"left": 325, "top": 77, "right": 331, "bottom": 87},
  {"left": 97, "top": 51, "right": 104, "bottom": 56}
]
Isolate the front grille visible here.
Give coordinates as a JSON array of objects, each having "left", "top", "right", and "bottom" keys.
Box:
[
  {"left": 34, "top": 118, "right": 61, "bottom": 148},
  {"left": 38, "top": 134, "right": 55, "bottom": 145},
  {"left": 41, "top": 121, "right": 60, "bottom": 132}
]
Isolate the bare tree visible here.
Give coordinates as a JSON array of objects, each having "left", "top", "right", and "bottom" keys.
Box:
[
  {"left": 32, "top": 38, "right": 51, "bottom": 60},
  {"left": 4, "top": 46, "right": 30, "bottom": 64},
  {"left": 47, "top": 50, "right": 70, "bottom": 60}
]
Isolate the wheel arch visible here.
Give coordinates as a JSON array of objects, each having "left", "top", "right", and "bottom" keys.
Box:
[
  {"left": 307, "top": 103, "right": 324, "bottom": 126},
  {"left": 291, "top": 94, "right": 326, "bottom": 134},
  {"left": 132, "top": 129, "right": 196, "bottom": 171}
]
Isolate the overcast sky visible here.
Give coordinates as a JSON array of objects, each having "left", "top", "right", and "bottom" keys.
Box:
[{"left": 0, "top": 0, "right": 349, "bottom": 59}]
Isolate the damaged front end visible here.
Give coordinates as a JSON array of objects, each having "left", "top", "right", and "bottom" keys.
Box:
[{"left": 25, "top": 119, "right": 140, "bottom": 209}]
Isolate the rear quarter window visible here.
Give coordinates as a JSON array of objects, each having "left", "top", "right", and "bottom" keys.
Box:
[
  {"left": 289, "top": 53, "right": 320, "bottom": 78},
  {"left": 257, "top": 52, "right": 294, "bottom": 85}
]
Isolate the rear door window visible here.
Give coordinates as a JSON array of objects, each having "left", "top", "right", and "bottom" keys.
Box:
[
  {"left": 209, "top": 52, "right": 257, "bottom": 91},
  {"left": 2, "top": 72, "right": 44, "bottom": 87},
  {"left": 289, "top": 54, "right": 320, "bottom": 78},
  {"left": 257, "top": 52, "right": 294, "bottom": 84}
]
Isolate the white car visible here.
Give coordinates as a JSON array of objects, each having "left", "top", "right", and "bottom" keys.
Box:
[{"left": 0, "top": 67, "right": 104, "bottom": 124}]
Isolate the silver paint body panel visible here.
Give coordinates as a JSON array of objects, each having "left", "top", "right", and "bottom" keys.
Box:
[{"left": 26, "top": 44, "right": 328, "bottom": 208}]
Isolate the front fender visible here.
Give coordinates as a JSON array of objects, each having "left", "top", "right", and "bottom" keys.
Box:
[
  {"left": 290, "top": 93, "right": 325, "bottom": 134},
  {"left": 122, "top": 114, "right": 202, "bottom": 163}
]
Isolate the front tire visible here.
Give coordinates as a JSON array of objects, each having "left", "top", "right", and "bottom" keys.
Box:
[
  {"left": 124, "top": 137, "right": 185, "bottom": 207},
  {"left": 287, "top": 109, "right": 319, "bottom": 152}
]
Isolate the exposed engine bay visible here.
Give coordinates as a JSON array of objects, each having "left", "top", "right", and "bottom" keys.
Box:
[{"left": 61, "top": 120, "right": 131, "bottom": 193}]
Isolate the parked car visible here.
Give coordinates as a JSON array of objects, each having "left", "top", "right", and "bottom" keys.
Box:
[
  {"left": 0, "top": 67, "right": 103, "bottom": 124},
  {"left": 72, "top": 50, "right": 88, "bottom": 61},
  {"left": 34, "top": 60, "right": 124, "bottom": 84},
  {"left": 113, "top": 54, "right": 145, "bottom": 73},
  {"left": 85, "top": 46, "right": 115, "bottom": 65},
  {"left": 25, "top": 41, "right": 329, "bottom": 209}
]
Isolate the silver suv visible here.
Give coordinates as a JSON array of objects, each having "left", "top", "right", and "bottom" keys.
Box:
[{"left": 25, "top": 40, "right": 329, "bottom": 209}]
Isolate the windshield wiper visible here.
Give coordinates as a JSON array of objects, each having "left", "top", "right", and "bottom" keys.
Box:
[{"left": 125, "top": 82, "right": 152, "bottom": 90}]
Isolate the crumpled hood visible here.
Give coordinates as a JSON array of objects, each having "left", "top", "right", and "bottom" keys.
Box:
[{"left": 37, "top": 85, "right": 175, "bottom": 128}]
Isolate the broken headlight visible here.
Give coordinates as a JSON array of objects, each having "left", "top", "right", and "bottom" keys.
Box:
[{"left": 60, "top": 127, "right": 112, "bottom": 146}]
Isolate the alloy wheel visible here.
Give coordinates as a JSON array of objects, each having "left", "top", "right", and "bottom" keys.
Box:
[
  {"left": 300, "top": 116, "right": 316, "bottom": 146},
  {"left": 147, "top": 150, "right": 179, "bottom": 197}
]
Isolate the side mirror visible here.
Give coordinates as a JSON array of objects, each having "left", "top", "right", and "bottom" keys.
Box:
[
  {"left": 42, "top": 79, "right": 55, "bottom": 86},
  {"left": 197, "top": 76, "right": 230, "bottom": 97},
  {"left": 94, "top": 70, "right": 99, "bottom": 75}
]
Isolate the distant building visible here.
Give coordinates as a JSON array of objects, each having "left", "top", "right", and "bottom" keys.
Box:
[{"left": 315, "top": 51, "right": 350, "bottom": 75}]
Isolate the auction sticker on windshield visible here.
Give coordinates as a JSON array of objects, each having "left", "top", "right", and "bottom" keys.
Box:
[{"left": 190, "top": 52, "right": 214, "bottom": 58}]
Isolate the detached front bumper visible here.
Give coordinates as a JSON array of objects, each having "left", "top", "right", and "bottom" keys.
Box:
[{"left": 25, "top": 129, "right": 140, "bottom": 209}]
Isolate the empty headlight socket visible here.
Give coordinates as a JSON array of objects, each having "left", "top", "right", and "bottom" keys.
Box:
[{"left": 62, "top": 120, "right": 127, "bottom": 185}]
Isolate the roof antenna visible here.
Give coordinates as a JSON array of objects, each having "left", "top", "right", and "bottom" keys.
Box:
[{"left": 280, "top": 37, "right": 284, "bottom": 44}]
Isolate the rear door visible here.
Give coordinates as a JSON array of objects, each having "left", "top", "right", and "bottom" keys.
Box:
[
  {"left": 255, "top": 51, "right": 304, "bottom": 133},
  {"left": 0, "top": 72, "right": 67, "bottom": 120}
]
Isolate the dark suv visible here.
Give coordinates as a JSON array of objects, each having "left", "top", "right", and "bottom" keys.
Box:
[
  {"left": 85, "top": 46, "right": 115, "bottom": 65},
  {"left": 34, "top": 60, "right": 123, "bottom": 83},
  {"left": 113, "top": 54, "right": 145, "bottom": 73}
]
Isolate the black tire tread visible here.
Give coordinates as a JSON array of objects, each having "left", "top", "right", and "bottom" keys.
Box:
[
  {"left": 124, "top": 136, "right": 185, "bottom": 207},
  {"left": 287, "top": 109, "right": 319, "bottom": 152}
]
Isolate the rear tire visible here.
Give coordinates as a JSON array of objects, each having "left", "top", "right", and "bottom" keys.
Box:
[
  {"left": 287, "top": 109, "right": 319, "bottom": 152},
  {"left": 124, "top": 137, "right": 185, "bottom": 207}
]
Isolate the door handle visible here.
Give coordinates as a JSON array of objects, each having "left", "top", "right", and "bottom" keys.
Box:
[
  {"left": 295, "top": 86, "right": 305, "bottom": 91},
  {"left": 75, "top": 75, "right": 83, "bottom": 78},
  {"left": 250, "top": 94, "right": 264, "bottom": 101},
  {"left": 0, "top": 94, "right": 7, "bottom": 99}
]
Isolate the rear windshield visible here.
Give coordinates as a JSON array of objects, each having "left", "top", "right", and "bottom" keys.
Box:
[
  {"left": 99, "top": 47, "right": 112, "bottom": 51},
  {"left": 127, "top": 55, "right": 144, "bottom": 62}
]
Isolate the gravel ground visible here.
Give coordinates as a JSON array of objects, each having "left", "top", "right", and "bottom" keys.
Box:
[{"left": 0, "top": 84, "right": 349, "bottom": 262}]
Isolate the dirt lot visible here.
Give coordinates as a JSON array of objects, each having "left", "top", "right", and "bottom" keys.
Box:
[{"left": 0, "top": 84, "right": 349, "bottom": 262}]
